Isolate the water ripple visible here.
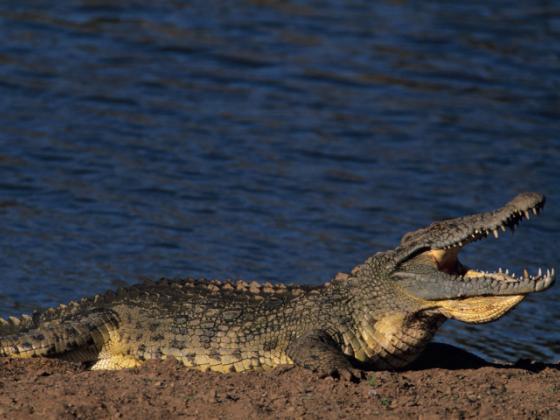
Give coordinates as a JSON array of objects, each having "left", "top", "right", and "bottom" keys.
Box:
[{"left": 0, "top": 0, "right": 558, "bottom": 362}]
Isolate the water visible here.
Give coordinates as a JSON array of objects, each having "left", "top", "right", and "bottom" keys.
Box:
[{"left": 0, "top": 0, "right": 559, "bottom": 363}]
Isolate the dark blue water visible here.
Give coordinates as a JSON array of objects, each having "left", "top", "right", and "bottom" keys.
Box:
[{"left": 1, "top": 1, "right": 559, "bottom": 363}]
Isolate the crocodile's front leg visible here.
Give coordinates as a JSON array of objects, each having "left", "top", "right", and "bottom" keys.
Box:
[{"left": 286, "top": 330, "right": 362, "bottom": 381}]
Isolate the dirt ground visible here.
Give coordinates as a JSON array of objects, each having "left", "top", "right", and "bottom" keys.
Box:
[{"left": 0, "top": 343, "right": 558, "bottom": 419}]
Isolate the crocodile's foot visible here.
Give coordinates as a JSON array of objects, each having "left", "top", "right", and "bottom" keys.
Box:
[
  {"left": 320, "top": 366, "right": 365, "bottom": 382},
  {"left": 286, "top": 329, "right": 364, "bottom": 382}
]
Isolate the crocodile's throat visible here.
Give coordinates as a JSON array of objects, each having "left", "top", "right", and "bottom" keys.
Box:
[{"left": 345, "top": 313, "right": 445, "bottom": 370}]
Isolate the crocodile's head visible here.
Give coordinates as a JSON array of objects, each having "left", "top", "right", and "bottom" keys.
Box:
[{"left": 390, "top": 192, "right": 555, "bottom": 323}]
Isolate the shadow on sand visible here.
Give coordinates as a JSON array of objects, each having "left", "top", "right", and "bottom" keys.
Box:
[{"left": 406, "top": 342, "right": 559, "bottom": 373}]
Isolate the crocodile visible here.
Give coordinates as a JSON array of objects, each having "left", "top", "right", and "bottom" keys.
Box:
[{"left": 0, "top": 192, "right": 555, "bottom": 378}]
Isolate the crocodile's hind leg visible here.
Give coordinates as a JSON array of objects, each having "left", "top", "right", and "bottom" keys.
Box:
[
  {"left": 60, "top": 340, "right": 143, "bottom": 370},
  {"left": 286, "top": 330, "right": 363, "bottom": 381},
  {"left": 89, "top": 331, "right": 143, "bottom": 370},
  {"left": 0, "top": 310, "right": 140, "bottom": 369},
  {"left": 89, "top": 354, "right": 143, "bottom": 370}
]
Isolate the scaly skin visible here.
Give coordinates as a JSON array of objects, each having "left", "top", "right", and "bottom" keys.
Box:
[{"left": 0, "top": 192, "right": 555, "bottom": 378}]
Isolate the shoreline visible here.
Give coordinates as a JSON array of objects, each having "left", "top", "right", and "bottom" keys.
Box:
[{"left": 0, "top": 343, "right": 558, "bottom": 419}]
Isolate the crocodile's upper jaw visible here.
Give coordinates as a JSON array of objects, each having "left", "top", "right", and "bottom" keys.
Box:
[{"left": 393, "top": 192, "right": 555, "bottom": 323}]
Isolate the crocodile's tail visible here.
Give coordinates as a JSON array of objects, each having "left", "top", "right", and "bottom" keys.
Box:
[{"left": 0, "top": 310, "right": 119, "bottom": 362}]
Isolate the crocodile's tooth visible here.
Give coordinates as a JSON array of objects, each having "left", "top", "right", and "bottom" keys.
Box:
[
  {"left": 500, "top": 225, "right": 506, "bottom": 232},
  {"left": 505, "top": 269, "right": 509, "bottom": 275},
  {"left": 538, "top": 268, "right": 542, "bottom": 277},
  {"left": 532, "top": 208, "right": 538, "bottom": 215},
  {"left": 524, "top": 210, "right": 530, "bottom": 219},
  {"left": 498, "top": 267, "right": 502, "bottom": 273},
  {"left": 523, "top": 269, "right": 529, "bottom": 279},
  {"left": 492, "top": 229, "right": 499, "bottom": 239}
]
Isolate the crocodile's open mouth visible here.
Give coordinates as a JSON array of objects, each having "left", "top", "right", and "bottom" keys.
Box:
[
  {"left": 425, "top": 199, "right": 553, "bottom": 285},
  {"left": 397, "top": 193, "right": 555, "bottom": 323}
]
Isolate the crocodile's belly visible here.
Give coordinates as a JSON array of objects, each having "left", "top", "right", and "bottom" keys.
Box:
[
  {"left": 89, "top": 309, "right": 294, "bottom": 372},
  {"left": 91, "top": 341, "right": 293, "bottom": 372}
]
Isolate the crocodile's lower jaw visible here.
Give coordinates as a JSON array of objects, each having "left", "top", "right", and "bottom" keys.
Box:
[
  {"left": 438, "top": 295, "right": 525, "bottom": 323},
  {"left": 437, "top": 267, "right": 526, "bottom": 323}
]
